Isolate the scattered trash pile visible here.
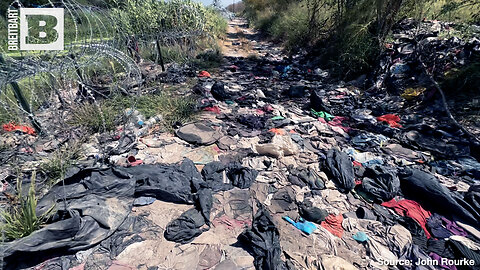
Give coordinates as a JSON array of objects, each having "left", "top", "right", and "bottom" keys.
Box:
[
  {"left": 1, "top": 18, "right": 480, "bottom": 270},
  {"left": 381, "top": 19, "right": 479, "bottom": 90},
  {"left": 376, "top": 18, "right": 480, "bottom": 120}
]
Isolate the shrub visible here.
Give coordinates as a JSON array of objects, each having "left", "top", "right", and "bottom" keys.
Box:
[
  {"left": 105, "top": 93, "right": 197, "bottom": 130},
  {"left": 1, "top": 172, "right": 55, "bottom": 241},
  {"left": 40, "top": 142, "right": 83, "bottom": 185},
  {"left": 68, "top": 103, "right": 118, "bottom": 133},
  {"left": 442, "top": 62, "right": 480, "bottom": 95}
]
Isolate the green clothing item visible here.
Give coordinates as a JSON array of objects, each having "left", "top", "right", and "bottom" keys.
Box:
[
  {"left": 271, "top": 116, "right": 285, "bottom": 121},
  {"left": 311, "top": 109, "right": 334, "bottom": 121}
]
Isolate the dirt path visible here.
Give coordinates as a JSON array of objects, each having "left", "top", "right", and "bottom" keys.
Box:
[
  {"left": 221, "top": 17, "right": 279, "bottom": 58},
  {"left": 222, "top": 18, "right": 253, "bottom": 58}
]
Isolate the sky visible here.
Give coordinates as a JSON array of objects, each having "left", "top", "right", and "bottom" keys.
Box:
[{"left": 198, "top": 0, "right": 238, "bottom": 8}]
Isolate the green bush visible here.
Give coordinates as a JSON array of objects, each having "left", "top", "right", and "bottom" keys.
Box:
[
  {"left": 1, "top": 172, "right": 55, "bottom": 241},
  {"left": 68, "top": 103, "right": 118, "bottom": 133},
  {"left": 40, "top": 142, "right": 83, "bottom": 185},
  {"left": 327, "top": 22, "right": 379, "bottom": 78},
  {"left": 270, "top": 3, "right": 310, "bottom": 50},
  {"left": 194, "top": 49, "right": 224, "bottom": 69},
  {"left": 243, "top": 0, "right": 480, "bottom": 78},
  {"left": 442, "top": 62, "right": 480, "bottom": 95},
  {"left": 111, "top": 0, "right": 227, "bottom": 38},
  {"left": 106, "top": 93, "right": 197, "bottom": 130}
]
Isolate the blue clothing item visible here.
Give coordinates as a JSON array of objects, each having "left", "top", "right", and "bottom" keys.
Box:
[
  {"left": 353, "top": 231, "right": 369, "bottom": 242},
  {"left": 283, "top": 216, "right": 317, "bottom": 235}
]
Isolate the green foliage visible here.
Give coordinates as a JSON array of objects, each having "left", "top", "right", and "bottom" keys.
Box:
[
  {"left": 243, "top": 0, "right": 480, "bottom": 78},
  {"left": 106, "top": 92, "right": 197, "bottom": 130},
  {"left": 194, "top": 49, "right": 224, "bottom": 70},
  {"left": 226, "top": 2, "right": 246, "bottom": 14},
  {"left": 1, "top": 172, "right": 55, "bottom": 241},
  {"left": 205, "top": 7, "right": 229, "bottom": 38},
  {"left": 442, "top": 62, "right": 480, "bottom": 95},
  {"left": 67, "top": 85, "right": 197, "bottom": 133},
  {"left": 0, "top": 73, "right": 53, "bottom": 125},
  {"left": 40, "top": 142, "right": 83, "bottom": 185},
  {"left": 111, "top": 0, "right": 227, "bottom": 39},
  {"left": 324, "top": 24, "right": 378, "bottom": 78},
  {"left": 68, "top": 103, "right": 118, "bottom": 133},
  {"left": 269, "top": 3, "right": 310, "bottom": 50},
  {"left": 0, "top": 108, "right": 19, "bottom": 126},
  {"left": 139, "top": 43, "right": 191, "bottom": 64}
]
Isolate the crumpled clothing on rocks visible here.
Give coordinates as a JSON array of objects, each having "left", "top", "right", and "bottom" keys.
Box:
[
  {"left": 449, "top": 235, "right": 480, "bottom": 251},
  {"left": 448, "top": 238, "right": 480, "bottom": 265},
  {"left": 315, "top": 189, "right": 354, "bottom": 215},
  {"left": 427, "top": 213, "right": 468, "bottom": 239},
  {"left": 429, "top": 252, "right": 458, "bottom": 270},
  {"left": 464, "top": 185, "right": 480, "bottom": 221},
  {"left": 176, "top": 122, "right": 222, "bottom": 145},
  {"left": 356, "top": 206, "right": 377, "bottom": 220},
  {"left": 382, "top": 198, "right": 432, "bottom": 238},
  {"left": 298, "top": 202, "right": 329, "bottom": 224},
  {"left": 211, "top": 81, "right": 231, "bottom": 101},
  {"left": 456, "top": 221, "right": 480, "bottom": 240},
  {"left": 382, "top": 143, "right": 423, "bottom": 162},
  {"left": 399, "top": 168, "right": 480, "bottom": 228},
  {"left": 351, "top": 133, "right": 388, "bottom": 150},
  {"left": 343, "top": 147, "right": 384, "bottom": 167},
  {"left": 386, "top": 224, "right": 412, "bottom": 255},
  {"left": 164, "top": 188, "right": 213, "bottom": 244},
  {"left": 255, "top": 134, "right": 299, "bottom": 158},
  {"left": 367, "top": 238, "right": 398, "bottom": 265},
  {"left": 201, "top": 161, "right": 258, "bottom": 191},
  {"left": 320, "top": 255, "right": 357, "bottom": 270},
  {"left": 287, "top": 166, "right": 325, "bottom": 192},
  {"left": 359, "top": 165, "right": 400, "bottom": 202},
  {"left": 324, "top": 148, "right": 355, "bottom": 193},
  {"left": 269, "top": 187, "right": 297, "bottom": 213},
  {"left": 376, "top": 114, "right": 402, "bottom": 128},
  {"left": 237, "top": 115, "right": 267, "bottom": 130},
  {"left": 321, "top": 214, "right": 344, "bottom": 238},
  {"left": 341, "top": 217, "right": 388, "bottom": 246},
  {"left": 399, "top": 244, "right": 436, "bottom": 270},
  {"left": 2, "top": 167, "right": 136, "bottom": 270},
  {"left": 238, "top": 205, "right": 287, "bottom": 270},
  {"left": 401, "top": 128, "right": 470, "bottom": 159}
]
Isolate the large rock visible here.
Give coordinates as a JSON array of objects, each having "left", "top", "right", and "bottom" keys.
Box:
[{"left": 176, "top": 122, "right": 221, "bottom": 145}]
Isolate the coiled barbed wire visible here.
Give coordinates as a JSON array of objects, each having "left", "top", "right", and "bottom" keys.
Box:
[{"left": 0, "top": 0, "right": 215, "bottom": 136}]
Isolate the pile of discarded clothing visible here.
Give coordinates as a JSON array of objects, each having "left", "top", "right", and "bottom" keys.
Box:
[
  {"left": 0, "top": 159, "right": 258, "bottom": 269},
  {"left": 1, "top": 17, "right": 479, "bottom": 270}
]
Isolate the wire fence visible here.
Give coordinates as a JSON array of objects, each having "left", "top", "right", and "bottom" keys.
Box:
[{"left": 0, "top": 0, "right": 217, "bottom": 137}]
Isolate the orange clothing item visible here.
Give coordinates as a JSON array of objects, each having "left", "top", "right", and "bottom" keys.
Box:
[
  {"left": 321, "top": 214, "right": 344, "bottom": 237},
  {"left": 2, "top": 122, "right": 36, "bottom": 135},
  {"left": 269, "top": 128, "right": 286, "bottom": 135},
  {"left": 198, "top": 70, "right": 211, "bottom": 78}
]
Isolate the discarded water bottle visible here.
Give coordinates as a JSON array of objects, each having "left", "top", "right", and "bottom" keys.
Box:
[
  {"left": 136, "top": 115, "right": 144, "bottom": 127},
  {"left": 144, "top": 114, "right": 163, "bottom": 127},
  {"left": 125, "top": 109, "right": 146, "bottom": 128},
  {"left": 124, "top": 108, "right": 137, "bottom": 117},
  {"left": 137, "top": 114, "right": 163, "bottom": 136}
]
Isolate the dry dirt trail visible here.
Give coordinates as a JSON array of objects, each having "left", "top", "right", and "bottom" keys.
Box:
[{"left": 221, "top": 17, "right": 282, "bottom": 58}]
